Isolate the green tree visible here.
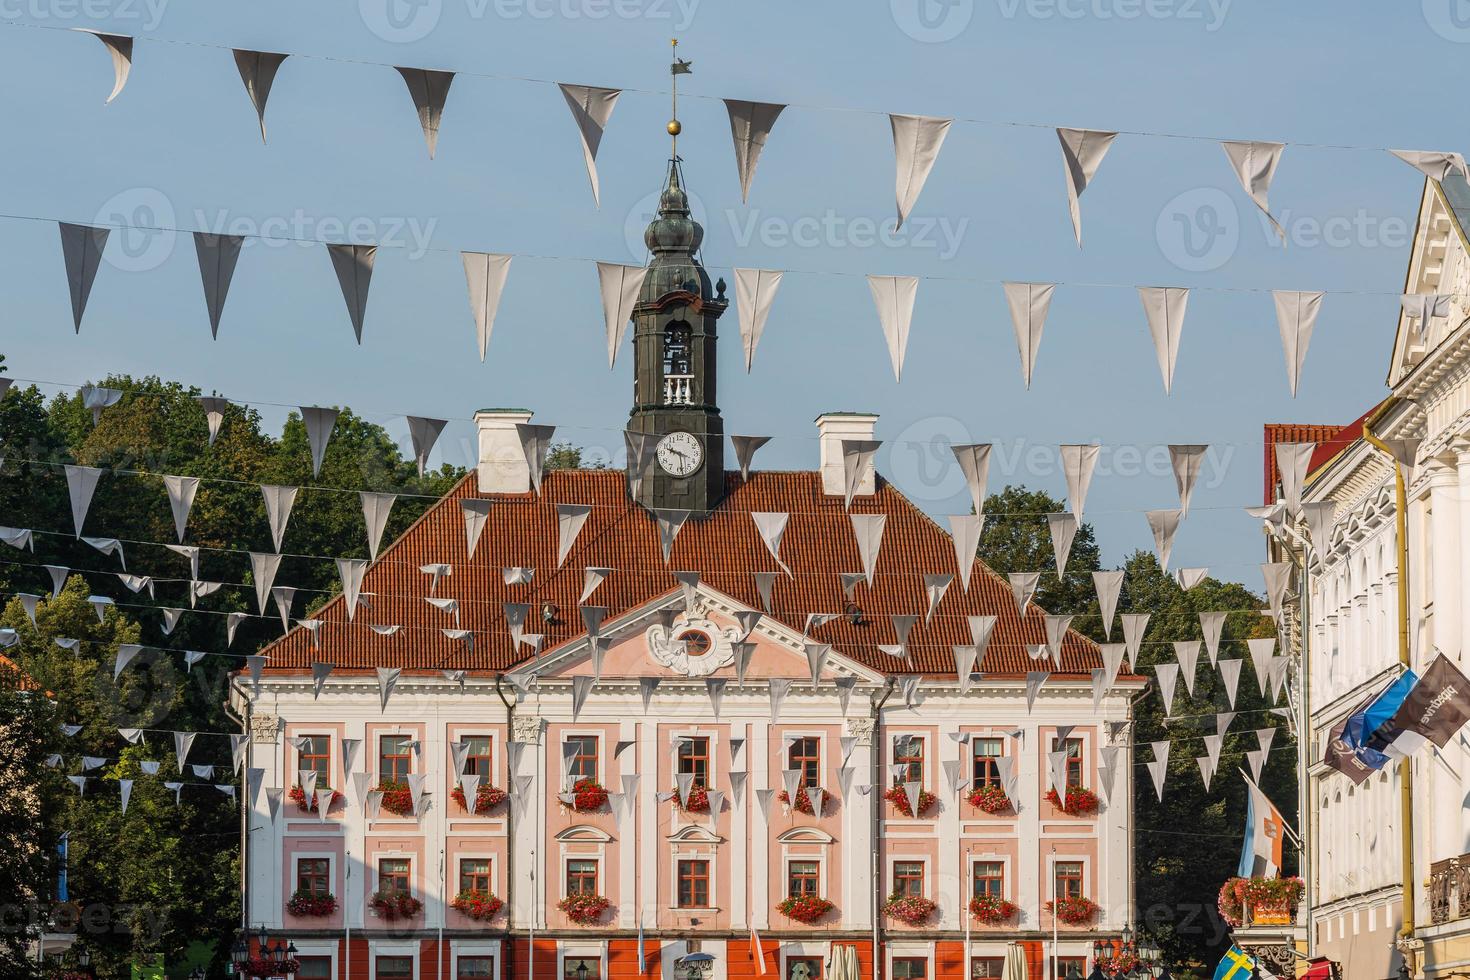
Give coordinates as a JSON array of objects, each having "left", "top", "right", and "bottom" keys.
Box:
[
  {"left": 977, "top": 485, "right": 1103, "bottom": 620},
  {"left": 0, "top": 677, "right": 51, "bottom": 979}
]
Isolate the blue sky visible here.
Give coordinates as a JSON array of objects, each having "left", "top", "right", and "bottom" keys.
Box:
[{"left": 0, "top": 1, "right": 1460, "bottom": 582}]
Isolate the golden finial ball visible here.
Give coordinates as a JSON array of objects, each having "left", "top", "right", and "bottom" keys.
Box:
[{"left": 667, "top": 119, "right": 682, "bottom": 136}]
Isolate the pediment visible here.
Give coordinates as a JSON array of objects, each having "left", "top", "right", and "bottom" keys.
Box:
[
  {"left": 556, "top": 825, "right": 614, "bottom": 843},
  {"left": 1389, "top": 178, "right": 1470, "bottom": 387},
  {"left": 667, "top": 825, "right": 723, "bottom": 844},
  {"left": 775, "top": 827, "right": 835, "bottom": 845}
]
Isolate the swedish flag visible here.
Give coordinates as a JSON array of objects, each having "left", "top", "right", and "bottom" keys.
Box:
[{"left": 1214, "top": 946, "right": 1257, "bottom": 980}]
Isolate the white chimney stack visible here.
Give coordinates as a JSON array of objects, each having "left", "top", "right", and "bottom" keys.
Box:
[
  {"left": 815, "top": 412, "right": 879, "bottom": 497},
  {"left": 475, "top": 408, "right": 533, "bottom": 494}
]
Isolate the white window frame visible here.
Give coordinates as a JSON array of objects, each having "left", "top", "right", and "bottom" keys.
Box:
[
  {"left": 889, "top": 855, "right": 931, "bottom": 900},
  {"left": 886, "top": 942, "right": 934, "bottom": 980},
  {"left": 670, "top": 846, "right": 718, "bottom": 911},
  {"left": 1046, "top": 853, "right": 1091, "bottom": 903},
  {"left": 967, "top": 854, "right": 1013, "bottom": 902},
  {"left": 672, "top": 729, "right": 720, "bottom": 787},
  {"left": 377, "top": 731, "right": 417, "bottom": 782},
  {"left": 967, "top": 733, "right": 1007, "bottom": 789},
  {"left": 888, "top": 730, "right": 929, "bottom": 790},
  {"left": 369, "top": 941, "right": 420, "bottom": 980},
  {"left": 1046, "top": 729, "right": 1094, "bottom": 792},
  {"left": 291, "top": 732, "right": 335, "bottom": 789},
  {"left": 780, "top": 849, "right": 828, "bottom": 901},
  {"left": 561, "top": 730, "right": 604, "bottom": 789},
  {"left": 456, "top": 732, "right": 500, "bottom": 785},
  {"left": 451, "top": 940, "right": 502, "bottom": 980},
  {"left": 454, "top": 852, "right": 500, "bottom": 897},
  {"left": 556, "top": 942, "right": 608, "bottom": 980},
  {"left": 291, "top": 851, "right": 338, "bottom": 900},
  {"left": 374, "top": 851, "right": 416, "bottom": 898},
  {"left": 782, "top": 731, "right": 826, "bottom": 789},
  {"left": 561, "top": 850, "right": 606, "bottom": 902}
]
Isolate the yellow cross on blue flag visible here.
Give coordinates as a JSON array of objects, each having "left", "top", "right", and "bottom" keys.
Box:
[{"left": 1214, "top": 945, "right": 1257, "bottom": 980}]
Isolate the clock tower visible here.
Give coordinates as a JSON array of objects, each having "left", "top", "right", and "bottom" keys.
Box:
[{"left": 626, "top": 156, "right": 729, "bottom": 513}]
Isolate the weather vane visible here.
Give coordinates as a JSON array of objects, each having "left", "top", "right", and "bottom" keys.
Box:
[{"left": 670, "top": 38, "right": 692, "bottom": 158}]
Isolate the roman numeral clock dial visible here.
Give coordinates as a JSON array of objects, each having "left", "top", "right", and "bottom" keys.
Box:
[{"left": 656, "top": 431, "right": 703, "bottom": 477}]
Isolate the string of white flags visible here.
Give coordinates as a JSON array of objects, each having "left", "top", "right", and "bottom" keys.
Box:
[{"left": 35, "top": 207, "right": 1458, "bottom": 395}]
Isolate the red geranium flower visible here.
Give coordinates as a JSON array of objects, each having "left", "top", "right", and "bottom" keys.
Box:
[
  {"left": 884, "top": 784, "right": 938, "bottom": 817},
  {"left": 451, "top": 783, "right": 509, "bottom": 815},
  {"left": 450, "top": 890, "right": 504, "bottom": 920},
  {"left": 966, "top": 784, "right": 1013, "bottom": 814},
  {"left": 557, "top": 894, "right": 611, "bottom": 923},
  {"left": 882, "top": 894, "right": 938, "bottom": 925},
  {"left": 375, "top": 781, "right": 416, "bottom": 817},
  {"left": 1045, "top": 786, "right": 1100, "bottom": 816},
  {"left": 288, "top": 784, "right": 343, "bottom": 813},
  {"left": 776, "top": 895, "right": 834, "bottom": 924},
  {"left": 1044, "top": 896, "right": 1099, "bottom": 925},
  {"left": 968, "top": 895, "right": 1017, "bottom": 924}
]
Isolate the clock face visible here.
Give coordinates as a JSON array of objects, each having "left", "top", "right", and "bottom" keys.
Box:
[{"left": 656, "top": 431, "right": 703, "bottom": 477}]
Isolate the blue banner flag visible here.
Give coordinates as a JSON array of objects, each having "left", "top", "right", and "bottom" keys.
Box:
[
  {"left": 1214, "top": 946, "right": 1256, "bottom": 980},
  {"left": 1345, "top": 669, "right": 1417, "bottom": 748}
]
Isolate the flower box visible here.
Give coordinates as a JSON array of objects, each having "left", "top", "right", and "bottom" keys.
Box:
[
  {"left": 968, "top": 895, "right": 1018, "bottom": 924},
  {"left": 967, "top": 784, "right": 1013, "bottom": 814},
  {"left": 1044, "top": 896, "right": 1099, "bottom": 925},
  {"left": 564, "top": 778, "right": 609, "bottom": 812},
  {"left": 1045, "top": 786, "right": 1100, "bottom": 816},
  {"left": 674, "top": 784, "right": 710, "bottom": 813},
  {"left": 241, "top": 958, "right": 301, "bottom": 979},
  {"left": 776, "top": 895, "right": 834, "bottom": 924},
  {"left": 557, "top": 894, "right": 611, "bottom": 924},
  {"left": 450, "top": 889, "right": 505, "bottom": 920},
  {"left": 451, "top": 783, "right": 509, "bottom": 815},
  {"left": 288, "top": 784, "right": 343, "bottom": 813},
  {"left": 370, "top": 889, "right": 424, "bottom": 920},
  {"left": 286, "top": 889, "right": 338, "bottom": 917},
  {"left": 1217, "top": 876, "right": 1304, "bottom": 928},
  {"left": 777, "top": 787, "right": 826, "bottom": 816},
  {"left": 883, "top": 894, "right": 938, "bottom": 925},
  {"left": 884, "top": 784, "right": 938, "bottom": 817},
  {"left": 375, "top": 781, "right": 416, "bottom": 817}
]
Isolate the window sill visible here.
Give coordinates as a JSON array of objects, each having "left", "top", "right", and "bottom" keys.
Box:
[{"left": 669, "top": 907, "right": 721, "bottom": 913}]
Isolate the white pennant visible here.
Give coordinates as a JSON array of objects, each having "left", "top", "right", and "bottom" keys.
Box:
[
  {"left": 1044, "top": 614, "right": 1073, "bottom": 670},
  {"left": 326, "top": 244, "right": 376, "bottom": 344},
  {"left": 65, "top": 465, "right": 103, "bottom": 537},
  {"left": 639, "top": 677, "right": 660, "bottom": 711},
  {"left": 1153, "top": 662, "right": 1179, "bottom": 717},
  {"left": 1245, "top": 749, "right": 1267, "bottom": 783},
  {"left": 804, "top": 643, "right": 831, "bottom": 689},
  {"left": 261, "top": 485, "right": 297, "bottom": 553},
  {"left": 1047, "top": 513, "right": 1078, "bottom": 579},
  {"left": 1100, "top": 643, "right": 1126, "bottom": 690},
  {"left": 924, "top": 574, "right": 953, "bottom": 626},
  {"left": 554, "top": 503, "right": 592, "bottom": 567},
  {"left": 1004, "top": 281, "right": 1056, "bottom": 388},
  {"left": 1167, "top": 444, "right": 1207, "bottom": 517},
  {"left": 572, "top": 674, "right": 595, "bottom": 719},
  {"left": 768, "top": 677, "right": 792, "bottom": 723},
  {"left": 114, "top": 643, "right": 143, "bottom": 680},
  {"left": 270, "top": 588, "right": 294, "bottom": 632},
  {"left": 337, "top": 559, "right": 367, "bottom": 620},
  {"left": 581, "top": 566, "right": 611, "bottom": 604},
  {"left": 1145, "top": 509, "right": 1183, "bottom": 572},
  {"left": 866, "top": 274, "right": 919, "bottom": 381},
  {"left": 1059, "top": 444, "right": 1099, "bottom": 521},
  {"left": 174, "top": 731, "right": 197, "bottom": 773},
  {"left": 193, "top": 233, "right": 243, "bottom": 338},
  {"left": 233, "top": 49, "right": 287, "bottom": 141},
  {"left": 892, "top": 614, "right": 918, "bottom": 656},
  {"left": 841, "top": 439, "right": 881, "bottom": 508},
  {"left": 1303, "top": 500, "right": 1337, "bottom": 553},
  {"left": 735, "top": 268, "right": 783, "bottom": 372},
  {"left": 890, "top": 113, "right": 951, "bottom": 229},
  {"left": 407, "top": 416, "right": 447, "bottom": 477},
  {"left": 227, "top": 611, "right": 248, "bottom": 647},
  {"left": 376, "top": 667, "right": 401, "bottom": 712},
  {"left": 77, "top": 29, "right": 133, "bottom": 103},
  {"left": 1256, "top": 727, "right": 1277, "bottom": 757},
  {"left": 462, "top": 252, "right": 513, "bottom": 361},
  {"left": 518, "top": 423, "right": 556, "bottom": 495},
  {"left": 953, "top": 645, "right": 979, "bottom": 695},
  {"left": 951, "top": 443, "right": 992, "bottom": 517},
  {"left": 1139, "top": 287, "right": 1191, "bottom": 393},
  {"left": 1261, "top": 563, "right": 1293, "bottom": 622},
  {"left": 1218, "top": 658, "right": 1243, "bottom": 708},
  {"left": 196, "top": 396, "right": 230, "bottom": 446},
  {"left": 558, "top": 84, "right": 621, "bottom": 207},
  {"left": 725, "top": 99, "right": 786, "bottom": 202},
  {"left": 1274, "top": 442, "right": 1313, "bottom": 518},
  {"left": 1092, "top": 570, "right": 1124, "bottom": 640},
  {"left": 80, "top": 385, "right": 121, "bottom": 425},
  {"left": 1273, "top": 290, "right": 1324, "bottom": 398},
  {"left": 82, "top": 536, "right": 124, "bottom": 568},
  {"left": 752, "top": 512, "right": 793, "bottom": 577},
  {"left": 1174, "top": 640, "right": 1201, "bottom": 696},
  {"left": 1025, "top": 671, "right": 1048, "bottom": 713},
  {"left": 249, "top": 552, "right": 281, "bottom": 615},
  {"left": 1199, "top": 611, "right": 1226, "bottom": 666},
  {"left": 1247, "top": 638, "right": 1277, "bottom": 697},
  {"left": 1221, "top": 141, "right": 1286, "bottom": 240},
  {"left": 850, "top": 513, "right": 887, "bottom": 586},
  {"left": 754, "top": 571, "right": 777, "bottom": 612},
  {"left": 1121, "top": 612, "right": 1150, "bottom": 671},
  {"left": 59, "top": 223, "right": 110, "bottom": 333},
  {"left": 360, "top": 492, "right": 395, "bottom": 561},
  {"left": 301, "top": 406, "right": 339, "bottom": 477},
  {"left": 706, "top": 678, "right": 727, "bottom": 720},
  {"left": 654, "top": 508, "right": 691, "bottom": 564},
  {"left": 1389, "top": 148, "right": 1468, "bottom": 181},
  {"left": 1009, "top": 571, "right": 1040, "bottom": 616},
  {"left": 1196, "top": 757, "right": 1215, "bottom": 791},
  {"left": 396, "top": 67, "right": 454, "bottom": 158},
  {"left": 311, "top": 661, "right": 333, "bottom": 699},
  {"left": 1146, "top": 757, "right": 1168, "bottom": 801},
  {"left": 949, "top": 514, "right": 983, "bottom": 591},
  {"left": 161, "top": 475, "right": 200, "bottom": 543},
  {"left": 597, "top": 262, "right": 648, "bottom": 368},
  {"left": 731, "top": 435, "right": 770, "bottom": 481},
  {"left": 1056, "top": 128, "right": 1117, "bottom": 245},
  {"left": 461, "top": 499, "right": 491, "bottom": 558}
]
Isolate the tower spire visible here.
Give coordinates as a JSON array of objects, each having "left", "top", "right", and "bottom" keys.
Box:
[{"left": 669, "top": 38, "right": 691, "bottom": 159}]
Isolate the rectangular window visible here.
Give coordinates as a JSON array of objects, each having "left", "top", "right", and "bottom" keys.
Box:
[
  {"left": 893, "top": 735, "right": 924, "bottom": 784},
  {"left": 972, "top": 861, "right": 1004, "bottom": 899},
  {"left": 1054, "top": 861, "right": 1084, "bottom": 901},
  {"left": 971, "top": 958, "right": 1004, "bottom": 980},
  {"left": 379, "top": 857, "right": 411, "bottom": 895},
  {"left": 971, "top": 737, "right": 1003, "bottom": 788},
  {"left": 566, "top": 735, "right": 599, "bottom": 783},
  {"left": 458, "top": 956, "right": 495, "bottom": 980},
  {"left": 464, "top": 735, "right": 493, "bottom": 780},
  {"left": 677, "top": 858, "right": 710, "bottom": 908},
  {"left": 788, "top": 860, "right": 819, "bottom": 898},
  {"left": 893, "top": 861, "right": 924, "bottom": 897},
  {"left": 787, "top": 957, "right": 821, "bottom": 980},
  {"left": 1055, "top": 737, "right": 1084, "bottom": 788},
  {"left": 296, "top": 857, "right": 330, "bottom": 898},
  {"left": 377, "top": 956, "right": 414, "bottom": 980},
  {"left": 297, "top": 957, "right": 332, "bottom": 979},
  {"left": 893, "top": 959, "right": 926, "bottom": 980},
  {"left": 459, "top": 858, "right": 492, "bottom": 895},
  {"left": 379, "top": 735, "right": 412, "bottom": 784},
  {"left": 566, "top": 859, "right": 598, "bottom": 896},
  {"left": 565, "top": 958, "right": 601, "bottom": 980},
  {"left": 677, "top": 736, "right": 710, "bottom": 787},
  {"left": 788, "top": 737, "right": 820, "bottom": 788},
  {"left": 1053, "top": 958, "right": 1086, "bottom": 980},
  {"left": 299, "top": 735, "right": 331, "bottom": 785}
]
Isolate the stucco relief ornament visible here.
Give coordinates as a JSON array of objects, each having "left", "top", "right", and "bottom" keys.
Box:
[{"left": 646, "top": 613, "right": 741, "bottom": 677}]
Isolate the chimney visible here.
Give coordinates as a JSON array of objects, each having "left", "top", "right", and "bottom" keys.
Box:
[
  {"left": 474, "top": 408, "right": 533, "bottom": 494},
  {"left": 816, "top": 413, "right": 879, "bottom": 497}
]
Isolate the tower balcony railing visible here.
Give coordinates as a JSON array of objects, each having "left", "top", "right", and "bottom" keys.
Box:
[{"left": 664, "top": 375, "right": 694, "bottom": 405}]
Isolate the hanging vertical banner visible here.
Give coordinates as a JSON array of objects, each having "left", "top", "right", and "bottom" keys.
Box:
[
  {"left": 1220, "top": 140, "right": 1286, "bottom": 239},
  {"left": 59, "top": 223, "right": 110, "bottom": 333},
  {"left": 597, "top": 262, "right": 648, "bottom": 368},
  {"left": 360, "top": 491, "right": 396, "bottom": 561},
  {"left": 952, "top": 443, "right": 992, "bottom": 517},
  {"left": 890, "top": 113, "right": 952, "bottom": 229},
  {"left": 725, "top": 99, "right": 786, "bottom": 203},
  {"left": 407, "top": 415, "right": 448, "bottom": 477},
  {"left": 76, "top": 29, "right": 133, "bottom": 103},
  {"left": 1056, "top": 128, "right": 1117, "bottom": 246},
  {"left": 1003, "top": 282, "right": 1056, "bottom": 389},
  {"left": 396, "top": 67, "right": 454, "bottom": 158},
  {"left": 1273, "top": 290, "right": 1324, "bottom": 398},
  {"left": 1168, "top": 444, "right": 1207, "bottom": 515},
  {"left": 233, "top": 50, "right": 288, "bottom": 142},
  {"left": 731, "top": 435, "right": 770, "bottom": 481},
  {"left": 866, "top": 274, "right": 919, "bottom": 382},
  {"left": 1092, "top": 570, "right": 1124, "bottom": 640},
  {"left": 301, "top": 406, "right": 339, "bottom": 477},
  {"left": 1009, "top": 571, "right": 1040, "bottom": 616},
  {"left": 1274, "top": 442, "right": 1313, "bottom": 517},
  {"left": 1145, "top": 509, "right": 1183, "bottom": 572},
  {"left": 326, "top": 244, "right": 376, "bottom": 344},
  {"left": 260, "top": 484, "right": 298, "bottom": 552},
  {"left": 1138, "top": 287, "right": 1190, "bottom": 394},
  {"left": 949, "top": 514, "right": 983, "bottom": 592},
  {"left": 558, "top": 84, "right": 621, "bottom": 207},
  {"left": 734, "top": 268, "right": 784, "bottom": 373},
  {"left": 751, "top": 512, "right": 793, "bottom": 577},
  {"left": 65, "top": 465, "right": 103, "bottom": 537},
  {"left": 462, "top": 252, "right": 513, "bottom": 362},
  {"left": 1047, "top": 513, "right": 1078, "bottom": 579},
  {"left": 193, "top": 233, "right": 243, "bottom": 339}
]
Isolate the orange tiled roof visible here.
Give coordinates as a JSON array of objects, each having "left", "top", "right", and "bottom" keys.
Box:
[
  {"left": 1263, "top": 423, "right": 1342, "bottom": 504},
  {"left": 0, "top": 655, "right": 39, "bottom": 692},
  {"left": 257, "top": 470, "right": 1102, "bottom": 678}
]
